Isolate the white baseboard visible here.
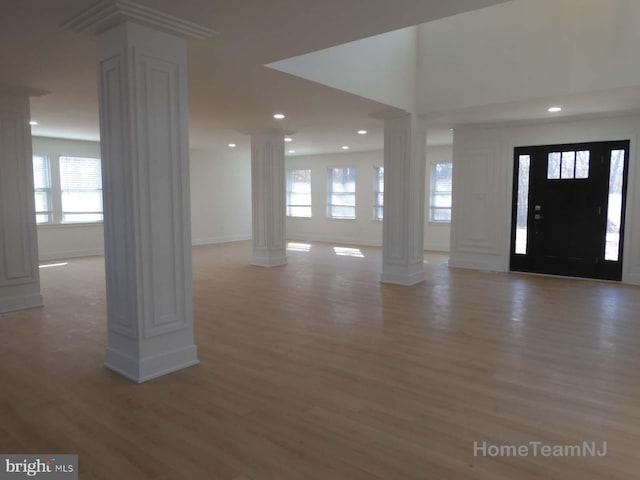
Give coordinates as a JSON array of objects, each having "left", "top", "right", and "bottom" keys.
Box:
[
  {"left": 424, "top": 243, "right": 450, "bottom": 252},
  {"left": 448, "top": 257, "right": 504, "bottom": 272},
  {"left": 192, "top": 234, "right": 252, "bottom": 246},
  {"left": 104, "top": 344, "right": 199, "bottom": 383},
  {"left": 39, "top": 248, "right": 104, "bottom": 261},
  {"left": 0, "top": 293, "right": 44, "bottom": 314}
]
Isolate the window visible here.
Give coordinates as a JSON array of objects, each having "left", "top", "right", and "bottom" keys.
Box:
[
  {"left": 547, "top": 150, "right": 590, "bottom": 180},
  {"left": 327, "top": 167, "right": 356, "bottom": 219},
  {"left": 605, "top": 149, "right": 625, "bottom": 261},
  {"left": 32, "top": 155, "right": 52, "bottom": 224},
  {"left": 373, "top": 166, "right": 384, "bottom": 221},
  {"left": 514, "top": 154, "right": 530, "bottom": 255},
  {"left": 32, "top": 155, "right": 103, "bottom": 225},
  {"left": 286, "top": 169, "right": 312, "bottom": 217},
  {"left": 429, "top": 163, "right": 452, "bottom": 223},
  {"left": 59, "top": 156, "right": 103, "bottom": 223}
]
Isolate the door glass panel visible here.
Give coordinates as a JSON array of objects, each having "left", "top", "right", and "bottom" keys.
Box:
[
  {"left": 547, "top": 152, "right": 561, "bottom": 179},
  {"left": 515, "top": 154, "right": 530, "bottom": 255},
  {"left": 575, "top": 151, "right": 590, "bottom": 179},
  {"left": 561, "top": 151, "right": 576, "bottom": 179},
  {"left": 605, "top": 149, "right": 625, "bottom": 261}
]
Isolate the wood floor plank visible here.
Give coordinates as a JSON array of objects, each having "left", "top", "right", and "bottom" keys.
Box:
[{"left": 1, "top": 241, "right": 639, "bottom": 479}]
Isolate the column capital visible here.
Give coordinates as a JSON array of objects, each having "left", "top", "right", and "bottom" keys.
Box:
[{"left": 62, "top": 0, "right": 217, "bottom": 40}]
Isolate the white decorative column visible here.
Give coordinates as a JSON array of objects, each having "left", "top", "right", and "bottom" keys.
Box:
[
  {"left": 0, "top": 93, "right": 43, "bottom": 313},
  {"left": 64, "top": 2, "right": 215, "bottom": 382},
  {"left": 251, "top": 132, "right": 287, "bottom": 267},
  {"left": 381, "top": 113, "right": 427, "bottom": 286}
]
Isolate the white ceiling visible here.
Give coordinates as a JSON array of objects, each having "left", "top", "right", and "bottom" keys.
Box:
[{"left": 3, "top": 0, "right": 640, "bottom": 156}]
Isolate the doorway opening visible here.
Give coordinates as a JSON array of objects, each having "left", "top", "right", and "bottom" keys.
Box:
[{"left": 510, "top": 140, "right": 629, "bottom": 281}]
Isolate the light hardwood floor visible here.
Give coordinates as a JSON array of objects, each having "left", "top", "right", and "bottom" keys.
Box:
[{"left": 1, "top": 241, "right": 640, "bottom": 479}]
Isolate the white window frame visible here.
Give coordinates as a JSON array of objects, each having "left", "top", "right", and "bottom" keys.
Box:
[
  {"left": 429, "top": 162, "right": 453, "bottom": 224},
  {"left": 32, "top": 154, "right": 104, "bottom": 226},
  {"left": 373, "top": 166, "right": 384, "bottom": 221},
  {"left": 286, "top": 168, "right": 312, "bottom": 218},
  {"left": 327, "top": 167, "right": 356, "bottom": 220},
  {"left": 32, "top": 155, "right": 53, "bottom": 225}
]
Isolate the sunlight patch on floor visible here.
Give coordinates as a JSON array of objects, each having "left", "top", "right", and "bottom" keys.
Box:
[
  {"left": 333, "top": 247, "right": 364, "bottom": 258},
  {"left": 39, "top": 262, "right": 69, "bottom": 269},
  {"left": 287, "top": 242, "right": 312, "bottom": 252}
]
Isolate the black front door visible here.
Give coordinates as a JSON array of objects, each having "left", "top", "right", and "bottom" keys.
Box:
[{"left": 510, "top": 140, "right": 629, "bottom": 281}]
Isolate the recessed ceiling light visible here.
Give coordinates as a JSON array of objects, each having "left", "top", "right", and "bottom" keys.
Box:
[
  {"left": 273, "top": 113, "right": 285, "bottom": 119},
  {"left": 357, "top": 130, "right": 367, "bottom": 135},
  {"left": 29, "top": 121, "right": 38, "bottom": 126},
  {"left": 288, "top": 150, "right": 295, "bottom": 154},
  {"left": 341, "top": 146, "right": 349, "bottom": 150},
  {"left": 548, "top": 106, "right": 562, "bottom": 113},
  {"left": 284, "top": 137, "right": 293, "bottom": 142},
  {"left": 228, "top": 143, "right": 237, "bottom": 148}
]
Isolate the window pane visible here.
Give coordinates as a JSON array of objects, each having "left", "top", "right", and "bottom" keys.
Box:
[
  {"left": 561, "top": 151, "right": 575, "bottom": 179},
  {"left": 32, "top": 156, "right": 50, "bottom": 189},
  {"left": 430, "top": 163, "right": 452, "bottom": 223},
  {"left": 289, "top": 206, "right": 311, "bottom": 217},
  {"left": 575, "top": 151, "right": 590, "bottom": 179},
  {"left": 59, "top": 156, "right": 103, "bottom": 222},
  {"left": 605, "top": 150, "right": 625, "bottom": 261},
  {"left": 373, "top": 166, "right": 384, "bottom": 220},
  {"left": 63, "top": 213, "right": 103, "bottom": 223},
  {"left": 432, "top": 193, "right": 452, "bottom": 208},
  {"left": 515, "top": 154, "right": 530, "bottom": 255},
  {"left": 286, "top": 169, "right": 311, "bottom": 217},
  {"left": 61, "top": 191, "right": 102, "bottom": 213},
  {"left": 328, "top": 167, "right": 356, "bottom": 219},
  {"left": 431, "top": 208, "right": 451, "bottom": 223},
  {"left": 36, "top": 213, "right": 51, "bottom": 224},
  {"left": 60, "top": 157, "right": 102, "bottom": 190},
  {"left": 34, "top": 191, "right": 49, "bottom": 212},
  {"left": 547, "top": 152, "right": 561, "bottom": 179}
]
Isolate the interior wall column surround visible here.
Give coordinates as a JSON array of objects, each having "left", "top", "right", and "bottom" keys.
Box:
[
  {"left": 0, "top": 94, "right": 43, "bottom": 313},
  {"left": 63, "top": 1, "right": 215, "bottom": 382},
  {"left": 381, "top": 112, "right": 427, "bottom": 286},
  {"left": 250, "top": 131, "right": 287, "bottom": 267}
]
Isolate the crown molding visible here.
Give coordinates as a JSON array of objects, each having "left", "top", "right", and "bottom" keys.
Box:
[{"left": 62, "top": 0, "right": 217, "bottom": 40}]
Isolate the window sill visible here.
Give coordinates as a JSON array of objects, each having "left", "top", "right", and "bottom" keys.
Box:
[
  {"left": 326, "top": 217, "right": 357, "bottom": 221},
  {"left": 286, "top": 216, "right": 313, "bottom": 220},
  {"left": 37, "top": 222, "right": 104, "bottom": 229},
  {"left": 427, "top": 221, "right": 451, "bottom": 226}
]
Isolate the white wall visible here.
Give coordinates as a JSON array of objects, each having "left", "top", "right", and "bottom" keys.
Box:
[
  {"left": 450, "top": 113, "right": 640, "bottom": 285},
  {"left": 33, "top": 137, "right": 252, "bottom": 260},
  {"left": 33, "top": 137, "right": 105, "bottom": 260},
  {"left": 286, "top": 146, "right": 452, "bottom": 251},
  {"left": 190, "top": 148, "right": 252, "bottom": 245}
]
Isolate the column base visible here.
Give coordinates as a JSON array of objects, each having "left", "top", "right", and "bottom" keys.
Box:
[
  {"left": 104, "top": 344, "right": 199, "bottom": 383},
  {"left": 0, "top": 293, "right": 43, "bottom": 314},
  {"left": 252, "top": 253, "right": 287, "bottom": 267},
  {"left": 380, "top": 269, "right": 425, "bottom": 286}
]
